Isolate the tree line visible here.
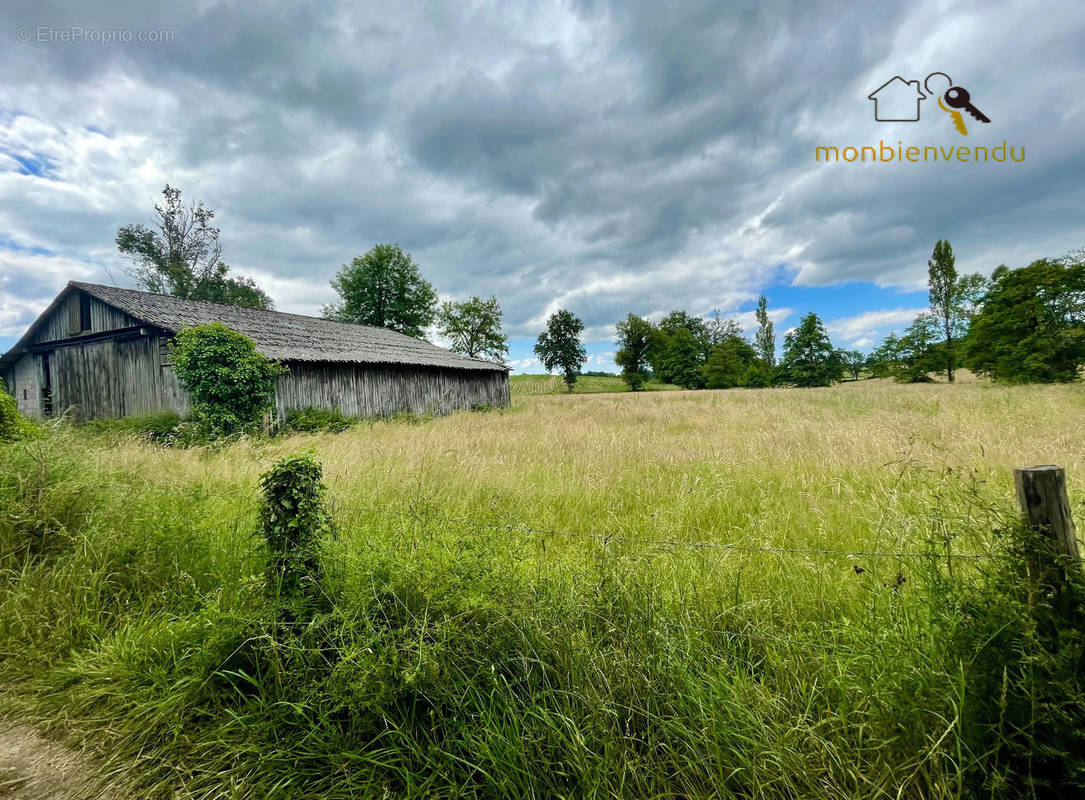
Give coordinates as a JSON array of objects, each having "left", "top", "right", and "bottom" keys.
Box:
[
  {"left": 869, "top": 241, "right": 1085, "bottom": 385},
  {"left": 116, "top": 187, "right": 1084, "bottom": 387}
]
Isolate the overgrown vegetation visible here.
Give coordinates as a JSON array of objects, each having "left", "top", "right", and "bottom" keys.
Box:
[
  {"left": 260, "top": 452, "right": 334, "bottom": 618},
  {"left": 1, "top": 381, "right": 1082, "bottom": 798},
  {"left": 0, "top": 382, "right": 39, "bottom": 441},
  {"left": 170, "top": 323, "right": 286, "bottom": 436},
  {"left": 283, "top": 406, "right": 357, "bottom": 434}
]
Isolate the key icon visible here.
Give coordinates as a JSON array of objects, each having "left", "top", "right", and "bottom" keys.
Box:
[{"left": 943, "top": 86, "right": 990, "bottom": 123}]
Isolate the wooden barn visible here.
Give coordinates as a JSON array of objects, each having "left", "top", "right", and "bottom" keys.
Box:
[{"left": 0, "top": 281, "right": 510, "bottom": 421}]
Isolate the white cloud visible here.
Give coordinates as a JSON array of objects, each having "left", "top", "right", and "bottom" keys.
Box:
[
  {"left": 826, "top": 308, "right": 926, "bottom": 348},
  {"left": 0, "top": 0, "right": 1082, "bottom": 351}
]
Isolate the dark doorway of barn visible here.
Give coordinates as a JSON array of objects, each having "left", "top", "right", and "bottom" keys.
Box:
[{"left": 41, "top": 353, "right": 53, "bottom": 418}]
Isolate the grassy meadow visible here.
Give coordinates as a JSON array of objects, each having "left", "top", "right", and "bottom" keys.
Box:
[
  {"left": 1, "top": 377, "right": 1084, "bottom": 798},
  {"left": 510, "top": 373, "right": 679, "bottom": 394}
]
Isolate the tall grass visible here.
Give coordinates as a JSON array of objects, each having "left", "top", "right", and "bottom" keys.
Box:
[{"left": 0, "top": 379, "right": 1082, "bottom": 798}]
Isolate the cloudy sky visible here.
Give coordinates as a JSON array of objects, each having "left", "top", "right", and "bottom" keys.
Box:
[{"left": 1, "top": 0, "right": 1083, "bottom": 372}]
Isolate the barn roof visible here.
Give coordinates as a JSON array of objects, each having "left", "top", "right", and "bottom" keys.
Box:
[{"left": 2, "top": 282, "right": 508, "bottom": 373}]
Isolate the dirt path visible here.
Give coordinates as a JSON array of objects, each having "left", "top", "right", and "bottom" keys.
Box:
[{"left": 0, "top": 725, "right": 102, "bottom": 800}]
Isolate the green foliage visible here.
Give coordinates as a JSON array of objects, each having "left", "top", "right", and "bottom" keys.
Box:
[
  {"left": 648, "top": 311, "right": 711, "bottom": 385},
  {"left": 871, "top": 315, "right": 943, "bottom": 383},
  {"left": 661, "top": 327, "right": 707, "bottom": 389},
  {"left": 741, "top": 361, "right": 774, "bottom": 388},
  {"left": 534, "top": 309, "right": 587, "bottom": 390},
  {"left": 780, "top": 312, "right": 842, "bottom": 387},
  {"left": 169, "top": 323, "right": 286, "bottom": 436},
  {"left": 840, "top": 349, "right": 866, "bottom": 381},
  {"left": 116, "top": 184, "right": 273, "bottom": 309},
  {"left": 436, "top": 295, "right": 509, "bottom": 362},
  {"left": 284, "top": 407, "right": 356, "bottom": 434},
  {"left": 926, "top": 240, "right": 987, "bottom": 382},
  {"left": 705, "top": 335, "right": 757, "bottom": 389},
  {"left": 614, "top": 313, "right": 654, "bottom": 390},
  {"left": 323, "top": 244, "right": 438, "bottom": 338},
  {"left": 925, "top": 521, "right": 1085, "bottom": 796},
  {"left": 259, "top": 452, "right": 333, "bottom": 616},
  {"left": 0, "top": 382, "right": 39, "bottom": 441},
  {"left": 754, "top": 294, "right": 776, "bottom": 367},
  {"left": 966, "top": 258, "right": 1085, "bottom": 383}
]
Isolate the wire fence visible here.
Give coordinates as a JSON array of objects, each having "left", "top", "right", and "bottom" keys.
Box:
[{"left": 382, "top": 506, "right": 1009, "bottom": 561}]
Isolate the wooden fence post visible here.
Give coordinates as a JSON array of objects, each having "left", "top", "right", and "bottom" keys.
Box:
[{"left": 1014, "top": 466, "right": 1081, "bottom": 594}]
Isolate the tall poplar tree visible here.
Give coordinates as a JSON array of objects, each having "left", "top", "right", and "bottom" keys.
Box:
[{"left": 754, "top": 295, "right": 776, "bottom": 367}]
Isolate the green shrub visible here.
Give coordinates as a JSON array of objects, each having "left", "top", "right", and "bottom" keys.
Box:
[
  {"left": 169, "top": 323, "right": 286, "bottom": 437},
  {"left": 285, "top": 407, "right": 355, "bottom": 434},
  {"left": 0, "top": 382, "right": 39, "bottom": 441},
  {"left": 259, "top": 452, "right": 334, "bottom": 617}
]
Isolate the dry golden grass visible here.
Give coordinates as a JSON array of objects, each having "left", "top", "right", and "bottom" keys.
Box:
[
  {"left": 5, "top": 375, "right": 1084, "bottom": 799},
  {"left": 88, "top": 376, "right": 1084, "bottom": 567}
]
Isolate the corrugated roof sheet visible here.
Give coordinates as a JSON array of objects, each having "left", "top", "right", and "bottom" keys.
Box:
[{"left": 28, "top": 282, "right": 507, "bottom": 372}]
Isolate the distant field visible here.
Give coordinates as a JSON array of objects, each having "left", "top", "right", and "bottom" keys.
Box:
[
  {"left": 2, "top": 379, "right": 1084, "bottom": 798},
  {"left": 511, "top": 372, "right": 680, "bottom": 394}
]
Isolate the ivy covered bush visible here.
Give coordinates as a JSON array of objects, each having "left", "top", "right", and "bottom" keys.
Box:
[
  {"left": 259, "top": 451, "right": 334, "bottom": 617},
  {"left": 169, "top": 323, "right": 286, "bottom": 437}
]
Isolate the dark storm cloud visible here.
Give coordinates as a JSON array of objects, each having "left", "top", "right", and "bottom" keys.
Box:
[{"left": 0, "top": 0, "right": 1083, "bottom": 342}]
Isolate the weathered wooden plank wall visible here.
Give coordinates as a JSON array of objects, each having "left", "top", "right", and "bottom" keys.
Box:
[
  {"left": 48, "top": 334, "right": 189, "bottom": 420},
  {"left": 30, "top": 295, "right": 140, "bottom": 344},
  {"left": 275, "top": 362, "right": 510, "bottom": 417}
]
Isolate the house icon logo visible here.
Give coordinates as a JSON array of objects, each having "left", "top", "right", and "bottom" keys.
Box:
[
  {"left": 868, "top": 72, "right": 991, "bottom": 134},
  {"left": 867, "top": 76, "right": 926, "bottom": 121}
]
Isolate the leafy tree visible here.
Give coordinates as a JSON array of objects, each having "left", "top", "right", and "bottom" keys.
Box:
[
  {"left": 741, "top": 362, "right": 774, "bottom": 388},
  {"left": 170, "top": 323, "right": 286, "bottom": 436},
  {"left": 754, "top": 294, "right": 776, "bottom": 367},
  {"left": 704, "top": 335, "right": 756, "bottom": 389},
  {"left": 658, "top": 311, "right": 709, "bottom": 353},
  {"left": 868, "top": 333, "right": 902, "bottom": 378},
  {"left": 966, "top": 258, "right": 1085, "bottom": 383},
  {"left": 779, "top": 312, "right": 842, "bottom": 387},
  {"left": 927, "top": 240, "right": 987, "bottom": 382},
  {"left": 534, "top": 309, "right": 587, "bottom": 390},
  {"left": 704, "top": 309, "right": 729, "bottom": 348},
  {"left": 663, "top": 327, "right": 707, "bottom": 389},
  {"left": 437, "top": 295, "right": 508, "bottom": 362},
  {"left": 116, "top": 185, "right": 273, "bottom": 309},
  {"left": 649, "top": 310, "right": 711, "bottom": 383},
  {"left": 840, "top": 349, "right": 866, "bottom": 381},
  {"left": 323, "top": 244, "right": 438, "bottom": 338},
  {"left": 614, "top": 313, "right": 654, "bottom": 391},
  {"left": 896, "top": 315, "right": 943, "bottom": 382},
  {"left": 869, "top": 317, "right": 942, "bottom": 383}
]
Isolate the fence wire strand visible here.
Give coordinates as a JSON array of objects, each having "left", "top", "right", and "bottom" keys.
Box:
[{"left": 384, "top": 507, "right": 1006, "bottom": 561}]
